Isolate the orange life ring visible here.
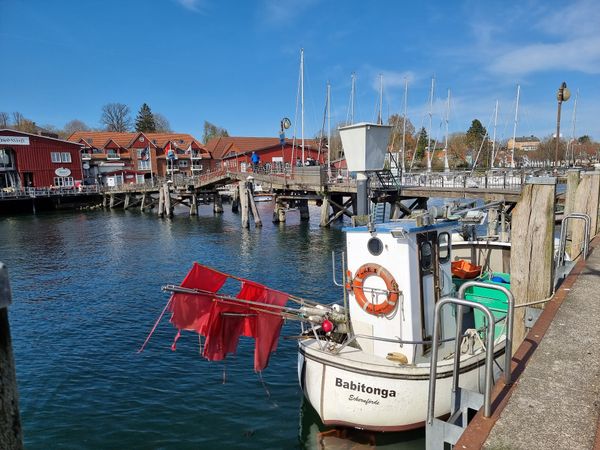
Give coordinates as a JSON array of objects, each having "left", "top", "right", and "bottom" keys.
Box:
[{"left": 350, "top": 264, "right": 399, "bottom": 316}]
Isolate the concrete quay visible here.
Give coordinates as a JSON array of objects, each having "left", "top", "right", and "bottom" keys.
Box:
[{"left": 457, "top": 236, "right": 600, "bottom": 449}]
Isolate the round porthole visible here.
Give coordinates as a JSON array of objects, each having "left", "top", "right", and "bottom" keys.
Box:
[{"left": 367, "top": 237, "right": 384, "bottom": 256}]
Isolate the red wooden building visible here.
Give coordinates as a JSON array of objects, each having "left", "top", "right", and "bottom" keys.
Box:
[
  {"left": 0, "top": 129, "right": 83, "bottom": 189},
  {"left": 205, "top": 136, "right": 323, "bottom": 172}
]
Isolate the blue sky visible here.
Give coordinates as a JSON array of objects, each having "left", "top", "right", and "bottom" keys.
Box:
[{"left": 2, "top": 0, "right": 600, "bottom": 142}]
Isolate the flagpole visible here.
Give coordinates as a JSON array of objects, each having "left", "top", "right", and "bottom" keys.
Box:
[{"left": 149, "top": 145, "right": 154, "bottom": 186}]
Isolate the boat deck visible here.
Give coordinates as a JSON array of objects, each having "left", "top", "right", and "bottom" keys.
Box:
[{"left": 457, "top": 235, "right": 600, "bottom": 450}]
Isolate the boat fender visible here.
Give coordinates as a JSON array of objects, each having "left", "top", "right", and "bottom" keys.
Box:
[{"left": 349, "top": 263, "right": 399, "bottom": 316}]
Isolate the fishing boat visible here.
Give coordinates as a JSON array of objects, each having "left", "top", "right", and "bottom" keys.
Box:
[{"left": 141, "top": 123, "right": 513, "bottom": 432}]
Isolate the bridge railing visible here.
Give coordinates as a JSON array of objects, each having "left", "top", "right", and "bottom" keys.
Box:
[{"left": 0, "top": 185, "right": 101, "bottom": 199}]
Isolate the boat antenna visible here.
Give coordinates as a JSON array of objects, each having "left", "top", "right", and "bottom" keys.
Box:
[{"left": 301, "top": 48, "right": 305, "bottom": 165}]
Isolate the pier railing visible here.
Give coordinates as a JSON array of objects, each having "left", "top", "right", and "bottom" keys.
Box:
[{"left": 0, "top": 185, "right": 101, "bottom": 199}]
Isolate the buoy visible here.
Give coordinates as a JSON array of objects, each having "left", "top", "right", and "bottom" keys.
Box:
[{"left": 321, "top": 319, "right": 333, "bottom": 333}]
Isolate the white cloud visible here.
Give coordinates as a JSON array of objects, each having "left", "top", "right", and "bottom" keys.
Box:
[
  {"left": 176, "top": 0, "right": 206, "bottom": 13},
  {"left": 369, "top": 70, "right": 417, "bottom": 92},
  {"left": 488, "top": 36, "right": 600, "bottom": 76}
]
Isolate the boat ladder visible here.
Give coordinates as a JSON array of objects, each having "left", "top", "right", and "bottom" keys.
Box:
[
  {"left": 555, "top": 213, "right": 590, "bottom": 284},
  {"left": 425, "top": 283, "right": 515, "bottom": 450}
]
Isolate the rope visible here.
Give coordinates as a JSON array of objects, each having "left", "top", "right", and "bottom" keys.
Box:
[{"left": 138, "top": 297, "right": 173, "bottom": 353}]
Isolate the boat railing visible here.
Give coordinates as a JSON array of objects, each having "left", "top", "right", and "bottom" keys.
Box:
[
  {"left": 557, "top": 213, "right": 591, "bottom": 267},
  {"left": 426, "top": 297, "right": 497, "bottom": 450}
]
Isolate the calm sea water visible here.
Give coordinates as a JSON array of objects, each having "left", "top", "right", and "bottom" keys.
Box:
[{"left": 1, "top": 202, "right": 425, "bottom": 449}]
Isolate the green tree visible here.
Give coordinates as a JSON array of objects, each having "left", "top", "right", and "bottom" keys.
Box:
[
  {"left": 202, "top": 121, "right": 229, "bottom": 144},
  {"left": 578, "top": 135, "right": 592, "bottom": 144},
  {"left": 135, "top": 103, "right": 156, "bottom": 133},
  {"left": 415, "top": 127, "right": 428, "bottom": 160},
  {"left": 466, "top": 119, "right": 487, "bottom": 149}
]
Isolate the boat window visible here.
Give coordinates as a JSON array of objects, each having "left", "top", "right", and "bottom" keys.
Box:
[
  {"left": 438, "top": 232, "right": 450, "bottom": 263},
  {"left": 420, "top": 241, "right": 433, "bottom": 270},
  {"left": 367, "top": 237, "right": 383, "bottom": 256}
]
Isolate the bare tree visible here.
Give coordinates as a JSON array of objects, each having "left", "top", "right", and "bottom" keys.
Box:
[
  {"left": 101, "top": 103, "right": 131, "bottom": 132},
  {"left": 64, "top": 119, "right": 90, "bottom": 136},
  {"left": 12, "top": 112, "right": 24, "bottom": 128},
  {"left": 0, "top": 112, "right": 8, "bottom": 128},
  {"left": 153, "top": 113, "right": 172, "bottom": 133}
]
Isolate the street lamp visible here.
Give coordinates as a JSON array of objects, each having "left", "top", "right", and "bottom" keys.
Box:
[{"left": 555, "top": 81, "right": 571, "bottom": 169}]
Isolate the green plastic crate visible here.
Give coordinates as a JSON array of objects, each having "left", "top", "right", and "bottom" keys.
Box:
[{"left": 462, "top": 272, "right": 510, "bottom": 338}]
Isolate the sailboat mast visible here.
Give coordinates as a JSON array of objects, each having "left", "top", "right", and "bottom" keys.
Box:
[
  {"left": 350, "top": 72, "right": 356, "bottom": 124},
  {"left": 491, "top": 99, "right": 498, "bottom": 168},
  {"left": 401, "top": 78, "right": 408, "bottom": 172},
  {"left": 301, "top": 48, "right": 305, "bottom": 164},
  {"left": 511, "top": 84, "right": 520, "bottom": 168},
  {"left": 378, "top": 74, "right": 383, "bottom": 125},
  {"left": 427, "top": 76, "right": 435, "bottom": 171},
  {"left": 327, "top": 81, "right": 331, "bottom": 174},
  {"left": 569, "top": 89, "right": 579, "bottom": 166},
  {"left": 443, "top": 89, "right": 450, "bottom": 171}
]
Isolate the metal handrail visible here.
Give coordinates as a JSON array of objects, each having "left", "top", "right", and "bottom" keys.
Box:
[
  {"left": 458, "top": 281, "right": 514, "bottom": 385},
  {"left": 427, "top": 298, "right": 496, "bottom": 424},
  {"left": 557, "top": 213, "right": 591, "bottom": 266}
]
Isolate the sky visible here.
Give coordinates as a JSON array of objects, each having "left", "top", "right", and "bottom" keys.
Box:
[{"left": 1, "top": 0, "right": 600, "bottom": 142}]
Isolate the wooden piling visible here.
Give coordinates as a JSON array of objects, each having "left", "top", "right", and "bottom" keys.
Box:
[
  {"left": 158, "top": 186, "right": 165, "bottom": 217},
  {"left": 510, "top": 178, "right": 556, "bottom": 351},
  {"left": 563, "top": 169, "right": 580, "bottom": 217},
  {"left": 320, "top": 195, "right": 331, "bottom": 227},
  {"left": 102, "top": 194, "right": 108, "bottom": 209},
  {"left": 213, "top": 193, "right": 224, "bottom": 214},
  {"left": 239, "top": 182, "right": 249, "bottom": 228},
  {"left": 0, "top": 263, "right": 23, "bottom": 450},
  {"left": 140, "top": 193, "right": 146, "bottom": 211},
  {"left": 163, "top": 184, "right": 172, "bottom": 218},
  {"left": 124, "top": 194, "right": 130, "bottom": 210},
  {"left": 109, "top": 194, "right": 115, "bottom": 209},
  {"left": 570, "top": 173, "right": 600, "bottom": 260},
  {"left": 190, "top": 194, "right": 198, "bottom": 216},
  {"left": 299, "top": 200, "right": 310, "bottom": 221},
  {"left": 231, "top": 189, "right": 239, "bottom": 213},
  {"left": 248, "top": 188, "right": 262, "bottom": 227}
]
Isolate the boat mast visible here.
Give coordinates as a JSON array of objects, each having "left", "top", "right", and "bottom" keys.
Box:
[
  {"left": 378, "top": 74, "right": 383, "bottom": 125},
  {"left": 511, "top": 84, "right": 520, "bottom": 168},
  {"left": 350, "top": 72, "right": 356, "bottom": 124},
  {"left": 401, "top": 77, "right": 408, "bottom": 172},
  {"left": 568, "top": 89, "right": 579, "bottom": 166},
  {"left": 443, "top": 88, "right": 450, "bottom": 171},
  {"left": 427, "top": 76, "right": 435, "bottom": 171},
  {"left": 327, "top": 81, "right": 331, "bottom": 176},
  {"left": 301, "top": 48, "right": 305, "bottom": 165},
  {"left": 491, "top": 99, "right": 498, "bottom": 168}
]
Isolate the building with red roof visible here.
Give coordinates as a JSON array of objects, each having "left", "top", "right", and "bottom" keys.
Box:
[{"left": 67, "top": 131, "right": 209, "bottom": 185}]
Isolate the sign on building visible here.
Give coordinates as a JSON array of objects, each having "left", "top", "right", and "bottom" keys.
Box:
[{"left": 0, "top": 136, "right": 30, "bottom": 146}]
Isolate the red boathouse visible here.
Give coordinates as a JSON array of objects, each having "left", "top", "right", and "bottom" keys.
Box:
[{"left": 0, "top": 129, "right": 83, "bottom": 189}]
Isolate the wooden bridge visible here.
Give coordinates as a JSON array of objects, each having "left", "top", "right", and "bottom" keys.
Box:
[{"left": 96, "top": 166, "right": 565, "bottom": 227}]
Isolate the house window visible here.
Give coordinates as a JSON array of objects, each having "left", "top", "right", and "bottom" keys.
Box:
[
  {"left": 61, "top": 152, "right": 72, "bottom": 163},
  {"left": 53, "top": 176, "right": 74, "bottom": 187},
  {"left": 51, "top": 152, "right": 61, "bottom": 163},
  {"left": 107, "top": 149, "right": 119, "bottom": 159},
  {"left": 178, "top": 160, "right": 188, "bottom": 167}
]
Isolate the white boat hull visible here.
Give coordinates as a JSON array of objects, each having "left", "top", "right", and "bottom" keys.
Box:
[{"left": 298, "top": 339, "right": 505, "bottom": 431}]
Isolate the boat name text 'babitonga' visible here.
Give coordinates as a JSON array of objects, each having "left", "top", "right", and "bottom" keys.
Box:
[{"left": 335, "top": 377, "right": 397, "bottom": 399}]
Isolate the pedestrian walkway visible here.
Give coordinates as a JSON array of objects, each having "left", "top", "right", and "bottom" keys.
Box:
[{"left": 458, "top": 237, "right": 600, "bottom": 449}]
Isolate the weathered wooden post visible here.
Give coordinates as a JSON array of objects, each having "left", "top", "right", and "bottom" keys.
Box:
[
  {"left": 124, "top": 193, "right": 130, "bottom": 210},
  {"left": 299, "top": 199, "right": 310, "bottom": 221},
  {"left": 213, "top": 193, "right": 223, "bottom": 214},
  {"left": 563, "top": 169, "right": 580, "bottom": 217},
  {"left": 102, "top": 194, "right": 108, "bottom": 208},
  {"left": 320, "top": 195, "right": 331, "bottom": 227},
  {"left": 140, "top": 193, "right": 146, "bottom": 211},
  {"left": 0, "top": 263, "right": 23, "bottom": 450},
  {"left": 239, "top": 181, "right": 249, "bottom": 228},
  {"left": 570, "top": 172, "right": 600, "bottom": 260},
  {"left": 231, "top": 189, "right": 239, "bottom": 213},
  {"left": 109, "top": 194, "right": 115, "bottom": 209},
  {"left": 510, "top": 177, "right": 556, "bottom": 351},
  {"left": 248, "top": 189, "right": 262, "bottom": 227},
  {"left": 163, "top": 184, "right": 173, "bottom": 218},
  {"left": 158, "top": 186, "right": 165, "bottom": 217},
  {"left": 190, "top": 193, "right": 197, "bottom": 216}
]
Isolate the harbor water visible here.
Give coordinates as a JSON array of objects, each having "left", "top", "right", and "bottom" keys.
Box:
[{"left": 1, "top": 202, "right": 425, "bottom": 449}]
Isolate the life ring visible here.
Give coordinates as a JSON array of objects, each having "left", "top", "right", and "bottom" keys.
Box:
[{"left": 350, "top": 263, "right": 399, "bottom": 316}]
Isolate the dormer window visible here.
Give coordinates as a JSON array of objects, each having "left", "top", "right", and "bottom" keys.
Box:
[{"left": 140, "top": 137, "right": 145, "bottom": 142}]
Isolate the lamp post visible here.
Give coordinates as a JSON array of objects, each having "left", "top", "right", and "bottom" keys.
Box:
[{"left": 555, "top": 81, "right": 571, "bottom": 169}]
